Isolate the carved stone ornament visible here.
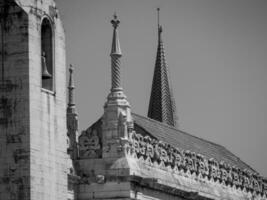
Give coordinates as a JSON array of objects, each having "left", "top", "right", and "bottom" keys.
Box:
[
  {"left": 79, "top": 128, "right": 101, "bottom": 159},
  {"left": 124, "top": 131, "right": 267, "bottom": 197}
]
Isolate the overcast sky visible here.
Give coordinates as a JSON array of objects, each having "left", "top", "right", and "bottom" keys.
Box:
[{"left": 56, "top": 0, "right": 267, "bottom": 176}]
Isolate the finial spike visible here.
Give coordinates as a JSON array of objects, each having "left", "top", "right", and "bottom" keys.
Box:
[
  {"left": 157, "top": 8, "right": 160, "bottom": 29},
  {"left": 157, "top": 8, "right": 163, "bottom": 41}
]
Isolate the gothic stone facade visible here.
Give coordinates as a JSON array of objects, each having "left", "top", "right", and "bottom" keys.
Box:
[{"left": 0, "top": 1, "right": 267, "bottom": 200}]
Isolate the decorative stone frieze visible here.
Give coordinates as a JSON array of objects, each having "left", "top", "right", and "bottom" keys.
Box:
[{"left": 124, "top": 131, "right": 267, "bottom": 197}]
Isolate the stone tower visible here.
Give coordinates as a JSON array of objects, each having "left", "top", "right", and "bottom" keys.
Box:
[{"left": 0, "top": 0, "right": 71, "bottom": 200}]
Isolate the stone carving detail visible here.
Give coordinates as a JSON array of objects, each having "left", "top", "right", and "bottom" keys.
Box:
[
  {"left": 125, "top": 131, "right": 266, "bottom": 197},
  {"left": 79, "top": 128, "right": 101, "bottom": 159}
]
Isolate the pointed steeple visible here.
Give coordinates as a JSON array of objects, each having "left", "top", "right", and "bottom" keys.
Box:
[
  {"left": 67, "top": 65, "right": 78, "bottom": 160},
  {"left": 148, "top": 8, "right": 178, "bottom": 127}
]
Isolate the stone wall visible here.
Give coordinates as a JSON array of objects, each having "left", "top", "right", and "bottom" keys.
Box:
[
  {"left": 0, "top": 0, "right": 70, "bottom": 200},
  {"left": 0, "top": 2, "right": 30, "bottom": 199}
]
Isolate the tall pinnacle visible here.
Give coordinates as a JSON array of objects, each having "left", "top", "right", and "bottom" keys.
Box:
[
  {"left": 67, "top": 64, "right": 78, "bottom": 160},
  {"left": 103, "top": 14, "right": 133, "bottom": 157},
  {"left": 105, "top": 13, "right": 130, "bottom": 110},
  {"left": 67, "top": 65, "right": 76, "bottom": 114},
  {"left": 147, "top": 8, "right": 178, "bottom": 127},
  {"left": 110, "top": 13, "right": 122, "bottom": 91}
]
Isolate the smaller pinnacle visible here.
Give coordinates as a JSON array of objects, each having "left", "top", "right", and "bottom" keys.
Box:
[{"left": 68, "top": 64, "right": 75, "bottom": 109}]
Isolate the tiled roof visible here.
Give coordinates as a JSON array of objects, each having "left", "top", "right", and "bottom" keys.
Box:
[{"left": 133, "top": 113, "right": 255, "bottom": 172}]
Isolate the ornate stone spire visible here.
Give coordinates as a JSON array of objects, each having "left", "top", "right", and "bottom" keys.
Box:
[
  {"left": 67, "top": 65, "right": 78, "bottom": 160},
  {"left": 102, "top": 14, "right": 133, "bottom": 159},
  {"left": 105, "top": 13, "right": 129, "bottom": 107},
  {"left": 110, "top": 13, "right": 122, "bottom": 91},
  {"left": 148, "top": 8, "right": 178, "bottom": 127}
]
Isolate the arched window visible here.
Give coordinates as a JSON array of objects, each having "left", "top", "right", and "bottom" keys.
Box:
[{"left": 41, "top": 18, "right": 53, "bottom": 91}]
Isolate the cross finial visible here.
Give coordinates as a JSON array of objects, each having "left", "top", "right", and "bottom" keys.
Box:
[{"left": 111, "top": 12, "right": 120, "bottom": 29}]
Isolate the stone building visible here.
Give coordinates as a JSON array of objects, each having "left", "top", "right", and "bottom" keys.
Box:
[{"left": 0, "top": 0, "right": 266, "bottom": 200}]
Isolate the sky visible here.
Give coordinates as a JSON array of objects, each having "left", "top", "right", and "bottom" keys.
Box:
[{"left": 56, "top": 0, "right": 267, "bottom": 176}]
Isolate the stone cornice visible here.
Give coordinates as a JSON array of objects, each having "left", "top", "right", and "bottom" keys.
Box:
[{"left": 123, "top": 131, "right": 267, "bottom": 198}]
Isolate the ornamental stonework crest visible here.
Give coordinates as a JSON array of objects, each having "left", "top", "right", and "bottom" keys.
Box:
[{"left": 79, "top": 123, "right": 102, "bottom": 159}]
